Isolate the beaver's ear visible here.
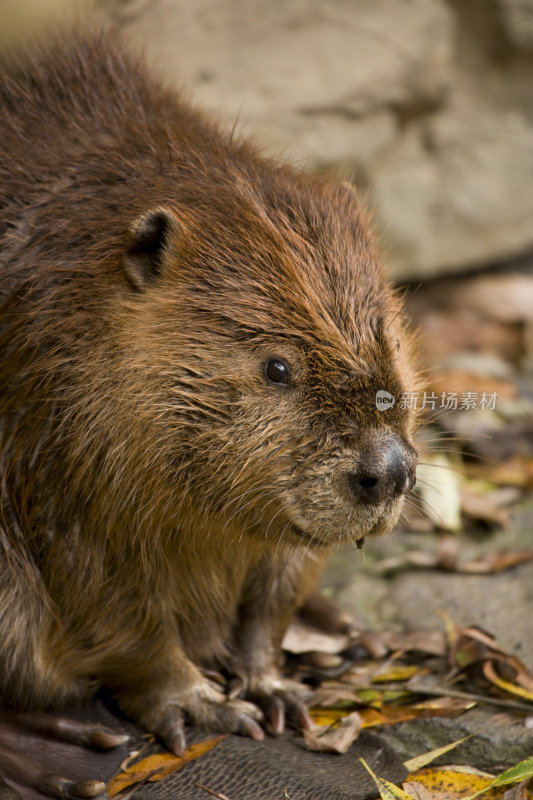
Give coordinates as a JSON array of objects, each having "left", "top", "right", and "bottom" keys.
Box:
[{"left": 123, "top": 208, "right": 178, "bottom": 292}]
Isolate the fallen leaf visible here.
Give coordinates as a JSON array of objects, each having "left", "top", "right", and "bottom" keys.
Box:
[
  {"left": 305, "top": 651, "right": 344, "bottom": 669},
  {"left": 402, "top": 780, "right": 450, "bottom": 799},
  {"left": 373, "top": 545, "right": 533, "bottom": 576},
  {"left": 458, "top": 550, "right": 533, "bottom": 574},
  {"left": 467, "top": 456, "right": 533, "bottom": 488},
  {"left": 308, "top": 684, "right": 360, "bottom": 709},
  {"left": 416, "top": 454, "right": 462, "bottom": 532},
  {"left": 360, "top": 757, "right": 415, "bottom": 799},
  {"left": 107, "top": 736, "right": 226, "bottom": 796},
  {"left": 358, "top": 696, "right": 474, "bottom": 728},
  {"left": 463, "top": 755, "right": 533, "bottom": 799},
  {"left": 303, "top": 710, "right": 362, "bottom": 753},
  {"left": 451, "top": 273, "right": 533, "bottom": 324},
  {"left": 404, "top": 766, "right": 499, "bottom": 800},
  {"left": 403, "top": 736, "right": 471, "bottom": 772},
  {"left": 502, "top": 776, "right": 533, "bottom": 799},
  {"left": 282, "top": 619, "right": 351, "bottom": 655},
  {"left": 413, "top": 309, "right": 523, "bottom": 363},
  {"left": 483, "top": 660, "right": 533, "bottom": 703},
  {"left": 459, "top": 488, "right": 511, "bottom": 527},
  {"left": 378, "top": 629, "right": 447, "bottom": 657},
  {"left": 371, "top": 665, "right": 425, "bottom": 683},
  {"left": 360, "top": 631, "right": 390, "bottom": 659},
  {"left": 429, "top": 371, "right": 516, "bottom": 401}
]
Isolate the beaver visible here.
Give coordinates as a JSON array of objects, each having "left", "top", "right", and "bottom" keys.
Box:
[{"left": 0, "top": 27, "right": 418, "bottom": 797}]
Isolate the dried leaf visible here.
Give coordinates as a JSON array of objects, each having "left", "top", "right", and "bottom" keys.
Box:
[
  {"left": 483, "top": 660, "right": 533, "bottom": 703},
  {"left": 378, "top": 629, "right": 447, "bottom": 657},
  {"left": 463, "top": 755, "right": 533, "bottom": 799},
  {"left": 372, "top": 551, "right": 438, "bottom": 572},
  {"left": 305, "top": 651, "right": 344, "bottom": 669},
  {"left": 429, "top": 370, "right": 516, "bottom": 401},
  {"left": 413, "top": 309, "right": 522, "bottom": 362},
  {"left": 403, "top": 736, "right": 471, "bottom": 772},
  {"left": 452, "top": 272, "right": 533, "bottom": 324},
  {"left": 416, "top": 454, "right": 462, "bottom": 532},
  {"left": 459, "top": 488, "right": 510, "bottom": 527},
  {"left": 404, "top": 766, "right": 499, "bottom": 800},
  {"left": 371, "top": 665, "right": 425, "bottom": 683},
  {"left": 282, "top": 618, "right": 350, "bottom": 655},
  {"left": 402, "top": 781, "right": 450, "bottom": 799},
  {"left": 468, "top": 456, "right": 533, "bottom": 488},
  {"left": 303, "top": 710, "right": 361, "bottom": 753},
  {"left": 358, "top": 696, "right": 474, "bottom": 728},
  {"left": 360, "top": 757, "right": 415, "bottom": 799},
  {"left": 502, "top": 776, "right": 533, "bottom": 799},
  {"left": 308, "top": 684, "right": 362, "bottom": 709},
  {"left": 107, "top": 736, "right": 226, "bottom": 796},
  {"left": 458, "top": 550, "right": 533, "bottom": 574},
  {"left": 374, "top": 545, "right": 533, "bottom": 576}
]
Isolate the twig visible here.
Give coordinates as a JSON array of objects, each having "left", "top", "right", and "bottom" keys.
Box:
[
  {"left": 195, "top": 782, "right": 232, "bottom": 800},
  {"left": 407, "top": 682, "right": 533, "bottom": 714}
]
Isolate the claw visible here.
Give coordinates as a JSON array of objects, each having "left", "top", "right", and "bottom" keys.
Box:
[
  {"left": 295, "top": 706, "right": 315, "bottom": 732},
  {"left": 156, "top": 710, "right": 187, "bottom": 757},
  {"left": 239, "top": 714, "right": 264, "bottom": 741},
  {"left": 11, "top": 713, "right": 128, "bottom": 751},
  {"left": 169, "top": 728, "right": 187, "bottom": 757},
  {"left": 65, "top": 780, "right": 107, "bottom": 799},
  {"left": 268, "top": 698, "right": 285, "bottom": 735},
  {"left": 227, "top": 678, "right": 245, "bottom": 701},
  {"left": 87, "top": 729, "right": 130, "bottom": 749}
]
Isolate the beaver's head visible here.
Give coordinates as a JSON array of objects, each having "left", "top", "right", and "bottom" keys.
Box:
[{"left": 121, "top": 174, "right": 418, "bottom": 550}]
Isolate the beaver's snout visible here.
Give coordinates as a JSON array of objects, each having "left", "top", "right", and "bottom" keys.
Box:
[{"left": 345, "top": 437, "right": 417, "bottom": 505}]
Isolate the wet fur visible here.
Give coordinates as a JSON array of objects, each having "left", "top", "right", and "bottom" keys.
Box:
[{"left": 0, "top": 29, "right": 417, "bottom": 729}]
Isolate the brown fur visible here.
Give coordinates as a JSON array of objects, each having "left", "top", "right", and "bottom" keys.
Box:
[{"left": 0, "top": 29, "right": 418, "bottom": 739}]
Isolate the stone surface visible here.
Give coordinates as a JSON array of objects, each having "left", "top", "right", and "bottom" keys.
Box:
[
  {"left": 496, "top": 0, "right": 533, "bottom": 49},
  {"left": 322, "top": 498, "right": 533, "bottom": 771},
  {"left": 3, "top": 0, "right": 533, "bottom": 279},
  {"left": 99, "top": 0, "right": 533, "bottom": 280},
  {"left": 325, "top": 499, "right": 533, "bottom": 669}
]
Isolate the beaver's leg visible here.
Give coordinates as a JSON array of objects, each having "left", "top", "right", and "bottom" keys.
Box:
[
  {"left": 231, "top": 549, "right": 327, "bottom": 734},
  {"left": 109, "top": 641, "right": 265, "bottom": 756},
  {"left": 0, "top": 710, "right": 128, "bottom": 800},
  {"left": 297, "top": 591, "right": 358, "bottom": 636},
  {"left": 0, "top": 556, "right": 128, "bottom": 798}
]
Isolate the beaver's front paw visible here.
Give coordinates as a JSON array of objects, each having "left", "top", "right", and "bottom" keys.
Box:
[
  {"left": 233, "top": 673, "right": 315, "bottom": 736},
  {"left": 133, "top": 679, "right": 265, "bottom": 756}
]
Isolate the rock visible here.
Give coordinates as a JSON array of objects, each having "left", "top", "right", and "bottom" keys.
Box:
[
  {"left": 372, "top": 103, "right": 533, "bottom": 278},
  {"left": 495, "top": 0, "right": 533, "bottom": 50},
  {"left": 107, "top": 0, "right": 453, "bottom": 122},
  {"left": 4, "top": 0, "right": 533, "bottom": 278},
  {"left": 325, "top": 499, "right": 533, "bottom": 669}
]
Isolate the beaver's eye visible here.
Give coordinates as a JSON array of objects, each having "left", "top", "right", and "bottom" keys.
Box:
[{"left": 264, "top": 359, "right": 290, "bottom": 387}]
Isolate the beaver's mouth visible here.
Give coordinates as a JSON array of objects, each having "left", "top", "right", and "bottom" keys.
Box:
[
  {"left": 290, "top": 524, "right": 329, "bottom": 547},
  {"left": 290, "top": 524, "right": 365, "bottom": 549}
]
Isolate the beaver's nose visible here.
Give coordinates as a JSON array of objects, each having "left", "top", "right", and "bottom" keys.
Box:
[{"left": 346, "top": 440, "right": 416, "bottom": 504}]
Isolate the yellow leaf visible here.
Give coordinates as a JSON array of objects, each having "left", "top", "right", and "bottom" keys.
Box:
[
  {"left": 483, "top": 661, "right": 533, "bottom": 703},
  {"left": 360, "top": 757, "right": 415, "bottom": 799},
  {"left": 463, "top": 755, "right": 533, "bottom": 800},
  {"left": 358, "top": 696, "right": 474, "bottom": 729},
  {"left": 372, "top": 665, "right": 425, "bottom": 683},
  {"left": 403, "top": 736, "right": 471, "bottom": 772},
  {"left": 107, "top": 736, "right": 226, "bottom": 796},
  {"left": 309, "top": 708, "right": 349, "bottom": 727},
  {"left": 407, "top": 767, "right": 499, "bottom": 799}
]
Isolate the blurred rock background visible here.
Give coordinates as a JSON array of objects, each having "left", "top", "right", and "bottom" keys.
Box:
[{"left": 2, "top": 0, "right": 533, "bottom": 281}]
